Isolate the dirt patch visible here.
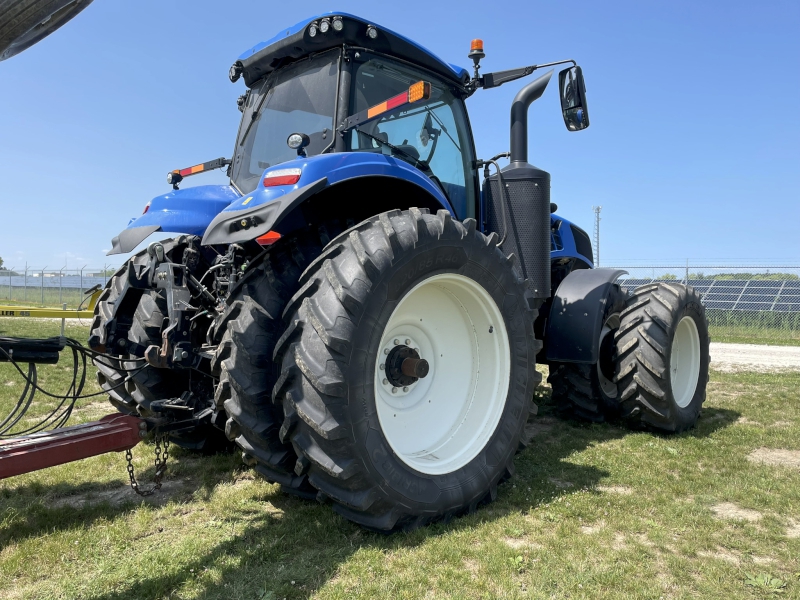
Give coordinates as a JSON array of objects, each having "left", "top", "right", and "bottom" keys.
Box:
[
  {"left": 548, "top": 477, "right": 573, "bottom": 489},
  {"left": 711, "top": 342, "right": 800, "bottom": 372},
  {"left": 747, "top": 448, "right": 800, "bottom": 470},
  {"left": 771, "top": 421, "right": 792, "bottom": 428},
  {"left": 596, "top": 485, "right": 633, "bottom": 495},
  {"left": 736, "top": 416, "right": 762, "bottom": 426},
  {"left": 785, "top": 519, "right": 800, "bottom": 539},
  {"left": 581, "top": 521, "right": 604, "bottom": 535},
  {"left": 710, "top": 502, "right": 762, "bottom": 522},
  {"left": 698, "top": 547, "right": 741, "bottom": 565},
  {"left": 462, "top": 558, "right": 480, "bottom": 576},
  {"left": 501, "top": 536, "right": 541, "bottom": 550},
  {"left": 611, "top": 533, "right": 627, "bottom": 550},
  {"left": 49, "top": 480, "right": 189, "bottom": 509},
  {"left": 524, "top": 422, "right": 554, "bottom": 438}
]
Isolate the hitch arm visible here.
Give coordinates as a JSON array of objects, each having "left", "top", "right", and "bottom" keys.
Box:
[{"left": 0, "top": 414, "right": 144, "bottom": 480}]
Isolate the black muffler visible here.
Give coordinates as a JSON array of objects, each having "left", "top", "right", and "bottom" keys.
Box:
[{"left": 484, "top": 70, "right": 553, "bottom": 299}]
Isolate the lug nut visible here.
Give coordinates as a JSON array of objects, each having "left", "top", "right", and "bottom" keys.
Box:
[
  {"left": 391, "top": 387, "right": 397, "bottom": 393},
  {"left": 403, "top": 386, "right": 409, "bottom": 392},
  {"left": 382, "top": 378, "right": 388, "bottom": 385},
  {"left": 405, "top": 339, "right": 411, "bottom": 345},
  {"left": 384, "top": 348, "right": 390, "bottom": 355},
  {"left": 379, "top": 364, "right": 385, "bottom": 370},
  {"left": 393, "top": 339, "right": 400, "bottom": 345}
]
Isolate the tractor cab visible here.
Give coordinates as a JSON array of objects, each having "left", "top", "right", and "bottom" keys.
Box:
[{"left": 229, "top": 16, "right": 479, "bottom": 220}]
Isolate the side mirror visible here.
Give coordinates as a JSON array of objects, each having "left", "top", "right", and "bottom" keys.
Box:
[{"left": 558, "top": 66, "right": 589, "bottom": 131}]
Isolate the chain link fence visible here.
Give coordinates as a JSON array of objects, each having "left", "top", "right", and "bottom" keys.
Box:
[
  {"left": 2, "top": 264, "right": 799, "bottom": 346},
  {"left": 0, "top": 267, "right": 116, "bottom": 310},
  {"left": 608, "top": 264, "right": 800, "bottom": 345}
]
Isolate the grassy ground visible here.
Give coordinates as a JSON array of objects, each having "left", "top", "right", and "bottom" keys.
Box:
[
  {"left": 709, "top": 325, "right": 800, "bottom": 347},
  {"left": 1, "top": 318, "right": 799, "bottom": 599}
]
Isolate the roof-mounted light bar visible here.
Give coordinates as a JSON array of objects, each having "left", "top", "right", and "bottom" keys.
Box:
[{"left": 340, "top": 80, "right": 431, "bottom": 132}]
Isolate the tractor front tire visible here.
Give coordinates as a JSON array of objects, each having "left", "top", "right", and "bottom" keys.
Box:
[
  {"left": 273, "top": 209, "right": 541, "bottom": 531},
  {"left": 547, "top": 283, "right": 628, "bottom": 422},
  {"left": 615, "top": 282, "right": 710, "bottom": 432}
]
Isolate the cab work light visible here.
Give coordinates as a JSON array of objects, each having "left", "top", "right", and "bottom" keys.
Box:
[
  {"left": 263, "top": 168, "right": 301, "bottom": 187},
  {"left": 341, "top": 80, "right": 432, "bottom": 131}
]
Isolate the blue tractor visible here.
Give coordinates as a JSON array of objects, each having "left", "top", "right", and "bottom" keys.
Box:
[{"left": 90, "top": 13, "right": 710, "bottom": 531}]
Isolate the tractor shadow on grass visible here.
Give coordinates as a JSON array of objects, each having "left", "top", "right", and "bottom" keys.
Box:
[{"left": 67, "top": 388, "right": 740, "bottom": 600}]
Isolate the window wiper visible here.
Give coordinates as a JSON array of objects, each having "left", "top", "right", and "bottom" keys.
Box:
[
  {"left": 355, "top": 128, "right": 426, "bottom": 170},
  {"left": 239, "top": 76, "right": 276, "bottom": 147}
]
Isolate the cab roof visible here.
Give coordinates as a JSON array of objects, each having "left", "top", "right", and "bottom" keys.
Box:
[{"left": 235, "top": 12, "right": 470, "bottom": 88}]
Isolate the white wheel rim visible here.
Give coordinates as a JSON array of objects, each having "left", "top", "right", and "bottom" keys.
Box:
[
  {"left": 670, "top": 315, "right": 701, "bottom": 408},
  {"left": 375, "top": 273, "right": 510, "bottom": 475}
]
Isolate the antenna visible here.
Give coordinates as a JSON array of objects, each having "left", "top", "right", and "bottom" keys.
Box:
[{"left": 592, "top": 206, "right": 602, "bottom": 267}]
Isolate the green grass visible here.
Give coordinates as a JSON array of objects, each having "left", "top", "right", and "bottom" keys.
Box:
[
  {"left": 1, "top": 287, "right": 96, "bottom": 310},
  {"left": 1, "top": 318, "right": 799, "bottom": 599},
  {"left": 709, "top": 325, "right": 800, "bottom": 346}
]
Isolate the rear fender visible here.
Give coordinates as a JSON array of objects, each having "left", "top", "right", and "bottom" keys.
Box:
[
  {"left": 545, "top": 268, "right": 628, "bottom": 364},
  {"left": 201, "top": 153, "right": 453, "bottom": 246}
]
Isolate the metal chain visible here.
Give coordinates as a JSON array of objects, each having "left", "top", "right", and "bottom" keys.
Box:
[{"left": 125, "top": 431, "right": 170, "bottom": 496}]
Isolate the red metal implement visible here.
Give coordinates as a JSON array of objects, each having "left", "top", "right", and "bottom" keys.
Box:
[{"left": 0, "top": 414, "right": 143, "bottom": 480}]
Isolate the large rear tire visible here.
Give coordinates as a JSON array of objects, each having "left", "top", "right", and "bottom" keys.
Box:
[
  {"left": 273, "top": 209, "right": 541, "bottom": 531},
  {"left": 0, "top": 0, "right": 93, "bottom": 61},
  {"left": 614, "top": 282, "right": 710, "bottom": 432},
  {"left": 547, "top": 283, "right": 628, "bottom": 422},
  {"left": 212, "top": 224, "right": 346, "bottom": 497}
]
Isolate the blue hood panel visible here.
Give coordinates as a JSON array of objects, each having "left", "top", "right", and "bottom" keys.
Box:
[{"left": 125, "top": 185, "right": 241, "bottom": 236}]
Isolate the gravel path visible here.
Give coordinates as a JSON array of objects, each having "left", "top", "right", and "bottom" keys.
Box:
[{"left": 711, "top": 342, "right": 800, "bottom": 372}]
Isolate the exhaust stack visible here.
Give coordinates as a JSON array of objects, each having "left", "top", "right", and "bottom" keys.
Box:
[{"left": 509, "top": 70, "right": 553, "bottom": 164}]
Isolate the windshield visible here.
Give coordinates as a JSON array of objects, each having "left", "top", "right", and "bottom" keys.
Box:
[
  {"left": 231, "top": 50, "right": 340, "bottom": 193},
  {"left": 349, "top": 55, "right": 476, "bottom": 218}
]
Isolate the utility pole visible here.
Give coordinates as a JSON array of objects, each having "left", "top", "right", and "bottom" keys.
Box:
[{"left": 592, "top": 206, "right": 602, "bottom": 267}]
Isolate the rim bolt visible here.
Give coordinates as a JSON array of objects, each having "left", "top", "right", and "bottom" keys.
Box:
[
  {"left": 384, "top": 348, "right": 390, "bottom": 355},
  {"left": 382, "top": 378, "right": 389, "bottom": 385},
  {"left": 379, "top": 364, "right": 385, "bottom": 370},
  {"left": 403, "top": 386, "right": 409, "bottom": 392},
  {"left": 405, "top": 339, "right": 411, "bottom": 345},
  {"left": 393, "top": 339, "right": 400, "bottom": 345},
  {"left": 391, "top": 387, "right": 397, "bottom": 394}
]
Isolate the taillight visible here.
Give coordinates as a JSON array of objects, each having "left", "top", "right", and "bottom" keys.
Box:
[
  {"left": 263, "top": 168, "right": 301, "bottom": 187},
  {"left": 256, "top": 231, "right": 282, "bottom": 246}
]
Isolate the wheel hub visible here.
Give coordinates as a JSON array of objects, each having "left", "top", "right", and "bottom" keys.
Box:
[
  {"left": 378, "top": 337, "right": 427, "bottom": 396},
  {"left": 385, "top": 344, "right": 429, "bottom": 388}
]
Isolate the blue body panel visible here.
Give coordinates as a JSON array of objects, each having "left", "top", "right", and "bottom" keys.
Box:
[
  {"left": 237, "top": 11, "right": 469, "bottom": 83},
  {"left": 125, "top": 185, "right": 241, "bottom": 237},
  {"left": 119, "top": 154, "right": 453, "bottom": 240},
  {"left": 550, "top": 213, "right": 594, "bottom": 267},
  {"left": 221, "top": 153, "right": 454, "bottom": 216}
]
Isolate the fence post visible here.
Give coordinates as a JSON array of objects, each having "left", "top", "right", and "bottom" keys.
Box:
[
  {"left": 79, "top": 267, "right": 84, "bottom": 299},
  {"left": 40, "top": 267, "right": 46, "bottom": 305},
  {"left": 23, "top": 263, "right": 27, "bottom": 302},
  {"left": 685, "top": 259, "right": 689, "bottom": 285},
  {"left": 7, "top": 266, "right": 13, "bottom": 301},
  {"left": 59, "top": 266, "right": 65, "bottom": 305}
]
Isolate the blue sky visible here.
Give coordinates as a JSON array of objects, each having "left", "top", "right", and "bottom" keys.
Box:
[{"left": 0, "top": 0, "right": 797, "bottom": 269}]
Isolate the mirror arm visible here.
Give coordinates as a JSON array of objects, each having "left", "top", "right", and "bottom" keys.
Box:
[{"left": 480, "top": 59, "right": 576, "bottom": 90}]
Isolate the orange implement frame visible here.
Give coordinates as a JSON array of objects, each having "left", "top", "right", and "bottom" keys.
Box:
[{"left": 0, "top": 414, "right": 143, "bottom": 480}]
